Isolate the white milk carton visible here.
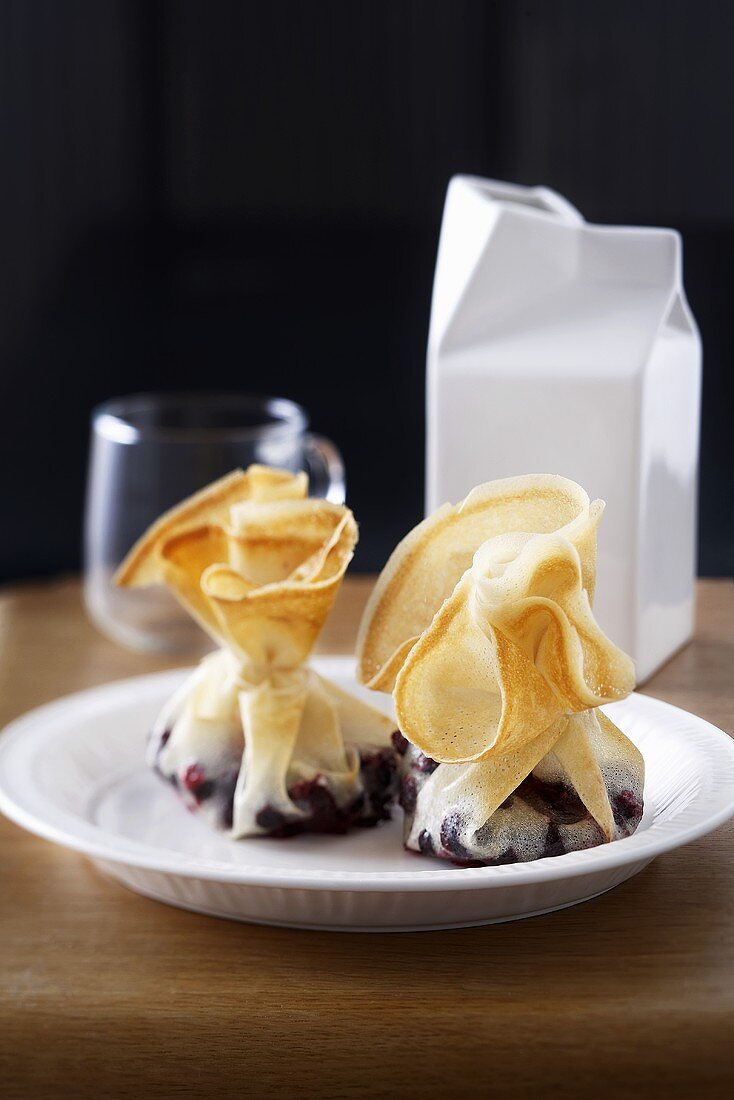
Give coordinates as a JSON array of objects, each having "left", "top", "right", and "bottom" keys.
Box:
[{"left": 426, "top": 175, "right": 701, "bottom": 682}]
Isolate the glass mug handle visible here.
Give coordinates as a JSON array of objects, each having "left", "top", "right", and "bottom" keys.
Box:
[{"left": 303, "top": 433, "right": 346, "bottom": 504}]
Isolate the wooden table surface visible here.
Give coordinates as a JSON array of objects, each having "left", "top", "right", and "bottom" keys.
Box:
[{"left": 1, "top": 576, "right": 733, "bottom": 1098}]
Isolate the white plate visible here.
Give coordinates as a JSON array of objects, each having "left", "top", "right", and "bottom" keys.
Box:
[{"left": 1, "top": 656, "right": 734, "bottom": 932}]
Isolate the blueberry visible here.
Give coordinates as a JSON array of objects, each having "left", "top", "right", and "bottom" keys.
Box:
[
  {"left": 415, "top": 753, "right": 439, "bottom": 775},
  {"left": 612, "top": 789, "right": 644, "bottom": 831},
  {"left": 439, "top": 812, "right": 475, "bottom": 861},
  {"left": 418, "top": 829, "right": 435, "bottom": 855},
  {"left": 182, "top": 763, "right": 206, "bottom": 793},
  {"left": 289, "top": 777, "right": 351, "bottom": 834},
  {"left": 542, "top": 822, "right": 566, "bottom": 858},
  {"left": 391, "top": 730, "right": 409, "bottom": 756},
  {"left": 255, "top": 805, "right": 287, "bottom": 830},
  {"left": 194, "top": 779, "right": 215, "bottom": 803},
  {"left": 487, "top": 846, "right": 518, "bottom": 866},
  {"left": 357, "top": 751, "right": 395, "bottom": 825},
  {"left": 399, "top": 776, "right": 418, "bottom": 815},
  {"left": 517, "top": 774, "right": 589, "bottom": 825},
  {"left": 361, "top": 748, "right": 397, "bottom": 792}
]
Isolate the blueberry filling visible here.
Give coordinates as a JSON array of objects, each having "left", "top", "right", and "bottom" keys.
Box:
[
  {"left": 358, "top": 748, "right": 398, "bottom": 826},
  {"left": 399, "top": 775, "right": 418, "bottom": 815},
  {"left": 439, "top": 812, "right": 476, "bottom": 862},
  {"left": 287, "top": 776, "right": 350, "bottom": 834},
  {"left": 391, "top": 730, "right": 409, "bottom": 756},
  {"left": 542, "top": 822, "right": 567, "bottom": 859},
  {"left": 404, "top": 762, "right": 639, "bottom": 866},
  {"left": 418, "top": 829, "right": 435, "bottom": 856},
  {"left": 181, "top": 763, "right": 214, "bottom": 803},
  {"left": 612, "top": 788, "right": 644, "bottom": 831},
  {"left": 156, "top": 742, "right": 398, "bottom": 837},
  {"left": 414, "top": 752, "right": 439, "bottom": 775},
  {"left": 255, "top": 805, "right": 287, "bottom": 831},
  {"left": 516, "top": 774, "right": 591, "bottom": 825}
]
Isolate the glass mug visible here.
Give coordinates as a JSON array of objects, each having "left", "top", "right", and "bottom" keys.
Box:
[{"left": 84, "top": 392, "right": 345, "bottom": 654}]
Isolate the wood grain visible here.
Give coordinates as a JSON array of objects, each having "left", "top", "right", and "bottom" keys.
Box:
[{"left": 1, "top": 577, "right": 733, "bottom": 1098}]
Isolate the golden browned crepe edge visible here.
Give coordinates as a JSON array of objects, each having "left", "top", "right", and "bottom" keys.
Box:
[
  {"left": 114, "top": 466, "right": 307, "bottom": 589},
  {"left": 201, "top": 509, "right": 359, "bottom": 603},
  {"left": 356, "top": 474, "right": 596, "bottom": 692},
  {"left": 355, "top": 505, "right": 449, "bottom": 689},
  {"left": 198, "top": 510, "right": 358, "bottom": 662},
  {"left": 393, "top": 573, "right": 566, "bottom": 765}
]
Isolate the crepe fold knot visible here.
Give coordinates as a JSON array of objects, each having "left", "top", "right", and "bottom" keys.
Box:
[{"left": 357, "top": 474, "right": 637, "bottom": 842}]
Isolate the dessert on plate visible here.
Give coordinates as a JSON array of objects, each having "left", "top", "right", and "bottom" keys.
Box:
[
  {"left": 116, "top": 465, "right": 397, "bottom": 838},
  {"left": 357, "top": 474, "right": 644, "bottom": 866}
]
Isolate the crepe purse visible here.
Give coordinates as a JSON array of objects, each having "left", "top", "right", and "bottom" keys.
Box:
[
  {"left": 116, "top": 465, "right": 397, "bottom": 838},
  {"left": 357, "top": 475, "right": 644, "bottom": 865}
]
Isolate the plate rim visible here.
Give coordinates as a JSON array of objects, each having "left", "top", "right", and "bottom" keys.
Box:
[{"left": 1, "top": 658, "right": 734, "bottom": 893}]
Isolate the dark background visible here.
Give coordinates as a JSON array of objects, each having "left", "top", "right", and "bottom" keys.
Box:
[{"left": 1, "top": 0, "right": 732, "bottom": 580}]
